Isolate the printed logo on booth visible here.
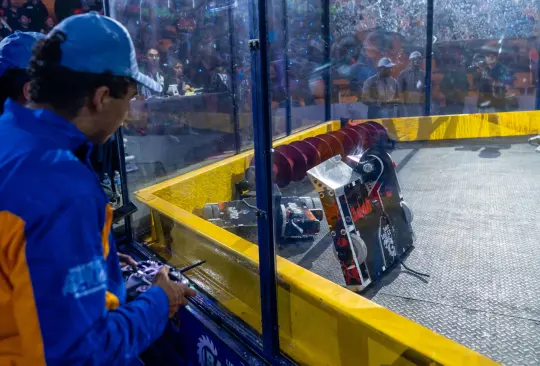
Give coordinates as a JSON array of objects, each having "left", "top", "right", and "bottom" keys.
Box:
[
  {"left": 197, "top": 334, "right": 238, "bottom": 366},
  {"left": 197, "top": 335, "right": 220, "bottom": 366}
]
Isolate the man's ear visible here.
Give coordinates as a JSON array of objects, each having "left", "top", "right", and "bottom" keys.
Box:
[
  {"left": 92, "top": 86, "right": 110, "bottom": 112},
  {"left": 22, "top": 81, "right": 31, "bottom": 103}
]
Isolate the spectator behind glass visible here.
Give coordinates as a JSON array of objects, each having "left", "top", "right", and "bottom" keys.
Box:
[
  {"left": 166, "top": 59, "right": 193, "bottom": 96},
  {"left": 0, "top": 0, "right": 13, "bottom": 38},
  {"left": 0, "top": 0, "right": 8, "bottom": 19},
  {"left": 3, "top": 0, "right": 20, "bottom": 31},
  {"left": 439, "top": 57, "right": 469, "bottom": 115},
  {"left": 41, "top": 15, "right": 53, "bottom": 33},
  {"left": 362, "top": 57, "right": 399, "bottom": 119},
  {"left": 474, "top": 49, "right": 514, "bottom": 111},
  {"left": 22, "top": 0, "right": 49, "bottom": 32},
  {"left": 397, "top": 51, "right": 425, "bottom": 117},
  {"left": 191, "top": 34, "right": 219, "bottom": 90},
  {"left": 17, "top": 14, "right": 30, "bottom": 31},
  {"left": 139, "top": 47, "right": 168, "bottom": 98},
  {"left": 331, "top": 36, "right": 376, "bottom": 96}
]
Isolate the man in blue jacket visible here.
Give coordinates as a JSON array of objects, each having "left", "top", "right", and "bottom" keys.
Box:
[
  {"left": 0, "top": 29, "right": 139, "bottom": 268},
  {"left": 0, "top": 13, "right": 195, "bottom": 365}
]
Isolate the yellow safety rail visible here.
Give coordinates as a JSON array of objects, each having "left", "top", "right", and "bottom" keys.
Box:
[{"left": 378, "top": 110, "right": 540, "bottom": 141}]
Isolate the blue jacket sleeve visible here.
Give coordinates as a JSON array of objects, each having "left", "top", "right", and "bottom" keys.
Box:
[{"left": 21, "top": 195, "right": 169, "bottom": 365}]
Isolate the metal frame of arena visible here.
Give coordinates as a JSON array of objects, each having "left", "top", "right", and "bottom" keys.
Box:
[{"left": 104, "top": 0, "right": 540, "bottom": 364}]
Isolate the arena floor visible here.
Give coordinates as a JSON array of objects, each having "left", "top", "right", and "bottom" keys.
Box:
[{"left": 278, "top": 136, "right": 540, "bottom": 365}]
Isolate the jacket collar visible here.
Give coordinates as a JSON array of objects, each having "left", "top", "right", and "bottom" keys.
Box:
[{"left": 3, "top": 98, "right": 92, "bottom": 153}]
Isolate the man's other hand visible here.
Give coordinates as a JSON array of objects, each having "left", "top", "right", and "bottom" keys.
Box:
[
  {"left": 118, "top": 252, "right": 137, "bottom": 268},
  {"left": 153, "top": 267, "right": 196, "bottom": 318}
]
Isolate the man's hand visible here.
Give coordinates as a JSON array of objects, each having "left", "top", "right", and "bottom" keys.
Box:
[
  {"left": 153, "top": 267, "right": 196, "bottom": 318},
  {"left": 118, "top": 252, "right": 137, "bottom": 268}
]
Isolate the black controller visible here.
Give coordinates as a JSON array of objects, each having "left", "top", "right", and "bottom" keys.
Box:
[{"left": 122, "top": 260, "right": 202, "bottom": 300}]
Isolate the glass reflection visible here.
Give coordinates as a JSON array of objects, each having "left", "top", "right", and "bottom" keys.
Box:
[
  {"left": 330, "top": 0, "right": 427, "bottom": 119},
  {"left": 328, "top": 0, "right": 538, "bottom": 118},
  {"left": 111, "top": 0, "right": 262, "bottom": 339},
  {"left": 432, "top": 0, "right": 537, "bottom": 115},
  {"left": 109, "top": 0, "right": 253, "bottom": 236}
]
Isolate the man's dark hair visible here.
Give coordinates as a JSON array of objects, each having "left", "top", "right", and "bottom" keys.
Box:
[
  {"left": 0, "top": 69, "right": 29, "bottom": 114},
  {"left": 28, "top": 31, "right": 136, "bottom": 119}
]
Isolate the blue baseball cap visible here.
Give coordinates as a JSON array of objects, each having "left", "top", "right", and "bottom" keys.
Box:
[
  {"left": 0, "top": 31, "right": 45, "bottom": 77},
  {"left": 50, "top": 13, "right": 162, "bottom": 92}
]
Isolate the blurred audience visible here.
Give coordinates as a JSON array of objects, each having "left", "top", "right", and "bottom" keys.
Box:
[
  {"left": 397, "top": 51, "right": 425, "bottom": 116},
  {"left": 0, "top": 0, "right": 532, "bottom": 121},
  {"left": 0, "top": 0, "right": 50, "bottom": 37},
  {"left": 474, "top": 49, "right": 515, "bottom": 112},
  {"left": 439, "top": 58, "right": 469, "bottom": 115},
  {"left": 21, "top": 0, "right": 49, "bottom": 32},
  {"left": 1, "top": 0, "right": 21, "bottom": 32}
]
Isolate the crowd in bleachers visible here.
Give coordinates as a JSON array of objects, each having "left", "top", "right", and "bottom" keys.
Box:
[
  {"left": 4, "top": 0, "right": 536, "bottom": 118},
  {"left": 324, "top": 0, "right": 539, "bottom": 116},
  {"left": 330, "top": 0, "right": 538, "bottom": 42},
  {"left": 0, "top": 0, "right": 53, "bottom": 36},
  {"left": 434, "top": 0, "right": 538, "bottom": 41},
  {"left": 111, "top": 0, "right": 244, "bottom": 98},
  {"left": 0, "top": 0, "right": 105, "bottom": 40}
]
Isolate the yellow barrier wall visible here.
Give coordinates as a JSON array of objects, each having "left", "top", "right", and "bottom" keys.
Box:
[
  {"left": 183, "top": 109, "right": 540, "bottom": 141},
  {"left": 371, "top": 110, "right": 540, "bottom": 141},
  {"left": 133, "top": 113, "right": 517, "bottom": 365}
]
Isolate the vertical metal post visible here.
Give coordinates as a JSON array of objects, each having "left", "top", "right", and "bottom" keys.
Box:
[
  {"left": 424, "top": 0, "right": 434, "bottom": 116},
  {"left": 115, "top": 128, "right": 133, "bottom": 243},
  {"left": 228, "top": 5, "right": 241, "bottom": 153},
  {"left": 103, "top": 0, "right": 110, "bottom": 17},
  {"left": 283, "top": 0, "right": 292, "bottom": 135},
  {"left": 322, "top": 0, "right": 331, "bottom": 121},
  {"left": 536, "top": 39, "right": 540, "bottom": 110},
  {"left": 105, "top": 0, "right": 133, "bottom": 243},
  {"left": 248, "top": 0, "right": 280, "bottom": 360}
]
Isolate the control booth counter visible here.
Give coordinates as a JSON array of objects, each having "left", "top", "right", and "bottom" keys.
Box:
[{"left": 103, "top": 0, "right": 540, "bottom": 364}]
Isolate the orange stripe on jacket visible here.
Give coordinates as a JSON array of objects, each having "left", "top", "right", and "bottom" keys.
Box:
[
  {"left": 105, "top": 291, "right": 120, "bottom": 310},
  {"left": 101, "top": 204, "right": 113, "bottom": 259},
  {"left": 101, "top": 204, "right": 119, "bottom": 310},
  {"left": 0, "top": 211, "right": 46, "bottom": 366}
]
